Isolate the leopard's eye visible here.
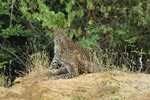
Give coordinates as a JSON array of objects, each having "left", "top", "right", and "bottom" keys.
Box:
[
  {"left": 56, "top": 40, "right": 59, "bottom": 42},
  {"left": 55, "top": 38, "right": 62, "bottom": 43}
]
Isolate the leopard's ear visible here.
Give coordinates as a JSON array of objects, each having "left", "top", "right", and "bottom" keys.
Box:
[
  {"left": 62, "top": 28, "right": 68, "bottom": 34},
  {"left": 52, "top": 28, "right": 58, "bottom": 33}
]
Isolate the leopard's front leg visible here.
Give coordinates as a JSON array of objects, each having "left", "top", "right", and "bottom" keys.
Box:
[
  {"left": 48, "top": 67, "right": 68, "bottom": 76},
  {"left": 54, "top": 63, "right": 79, "bottom": 79},
  {"left": 49, "top": 55, "right": 62, "bottom": 69}
]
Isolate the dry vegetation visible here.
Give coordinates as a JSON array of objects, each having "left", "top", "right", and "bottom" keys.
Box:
[
  {"left": 0, "top": 51, "right": 150, "bottom": 100},
  {"left": 0, "top": 70, "right": 150, "bottom": 100}
]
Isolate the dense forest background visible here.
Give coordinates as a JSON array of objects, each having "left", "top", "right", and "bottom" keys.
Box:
[{"left": 0, "top": 0, "right": 150, "bottom": 86}]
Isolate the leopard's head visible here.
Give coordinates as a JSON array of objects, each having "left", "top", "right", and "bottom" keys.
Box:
[{"left": 52, "top": 28, "right": 68, "bottom": 43}]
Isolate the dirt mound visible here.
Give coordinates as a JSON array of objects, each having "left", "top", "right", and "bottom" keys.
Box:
[{"left": 0, "top": 70, "right": 150, "bottom": 100}]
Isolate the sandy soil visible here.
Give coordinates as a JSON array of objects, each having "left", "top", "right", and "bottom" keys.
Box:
[{"left": 0, "top": 70, "right": 150, "bottom": 100}]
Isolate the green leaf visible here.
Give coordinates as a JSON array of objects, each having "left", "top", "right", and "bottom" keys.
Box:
[
  {"left": 115, "top": 30, "right": 127, "bottom": 35},
  {"left": 66, "top": 2, "right": 72, "bottom": 13},
  {"left": 20, "top": 6, "right": 28, "bottom": 15},
  {"left": 45, "top": 30, "right": 52, "bottom": 37},
  {"left": 76, "top": 39, "right": 92, "bottom": 50},
  {"left": 85, "top": 26, "right": 100, "bottom": 33},
  {"left": 0, "top": 2, "right": 9, "bottom": 15},
  {"left": 87, "top": 0, "right": 95, "bottom": 10},
  {"left": 76, "top": 8, "right": 84, "bottom": 18},
  {"left": 67, "top": 11, "right": 76, "bottom": 27},
  {"left": 88, "top": 19, "right": 94, "bottom": 25},
  {"left": 55, "top": 12, "right": 66, "bottom": 27},
  {"left": 0, "top": 61, "right": 8, "bottom": 69},
  {"left": 91, "top": 34, "right": 100, "bottom": 41},
  {"left": 1, "top": 25, "right": 25, "bottom": 38},
  {"left": 77, "top": 27, "right": 82, "bottom": 36},
  {"left": 125, "top": 37, "right": 138, "bottom": 44},
  {"left": 68, "top": 30, "right": 75, "bottom": 39},
  {"left": 60, "top": 0, "right": 64, "bottom": 4},
  {"left": 104, "top": 13, "right": 109, "bottom": 18}
]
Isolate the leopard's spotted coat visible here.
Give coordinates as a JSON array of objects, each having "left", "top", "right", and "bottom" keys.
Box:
[{"left": 48, "top": 28, "right": 101, "bottom": 79}]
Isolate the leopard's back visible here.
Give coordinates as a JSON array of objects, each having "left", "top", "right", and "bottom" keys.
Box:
[{"left": 66, "top": 39, "right": 94, "bottom": 62}]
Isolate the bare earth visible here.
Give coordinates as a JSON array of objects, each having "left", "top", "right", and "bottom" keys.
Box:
[{"left": 0, "top": 70, "right": 150, "bottom": 100}]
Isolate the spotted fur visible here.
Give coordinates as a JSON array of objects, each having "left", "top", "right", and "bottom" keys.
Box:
[{"left": 48, "top": 28, "right": 101, "bottom": 79}]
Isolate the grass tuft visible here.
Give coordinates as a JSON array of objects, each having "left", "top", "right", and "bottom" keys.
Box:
[{"left": 26, "top": 51, "right": 49, "bottom": 74}]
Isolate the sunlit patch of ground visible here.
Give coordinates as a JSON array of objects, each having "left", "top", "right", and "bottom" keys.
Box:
[{"left": 0, "top": 70, "right": 150, "bottom": 100}]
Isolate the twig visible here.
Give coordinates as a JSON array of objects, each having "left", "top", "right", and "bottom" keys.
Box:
[
  {"left": 9, "top": 0, "right": 15, "bottom": 26},
  {"left": 0, "top": 44, "right": 26, "bottom": 67}
]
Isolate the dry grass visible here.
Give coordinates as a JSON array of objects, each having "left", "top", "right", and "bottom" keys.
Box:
[
  {"left": 0, "top": 70, "right": 150, "bottom": 100},
  {"left": 26, "top": 51, "right": 49, "bottom": 74}
]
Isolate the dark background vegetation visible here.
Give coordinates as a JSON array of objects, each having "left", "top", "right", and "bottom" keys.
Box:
[{"left": 0, "top": 0, "right": 150, "bottom": 86}]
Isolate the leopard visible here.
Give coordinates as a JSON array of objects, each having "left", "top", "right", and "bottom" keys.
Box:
[{"left": 48, "top": 28, "right": 102, "bottom": 79}]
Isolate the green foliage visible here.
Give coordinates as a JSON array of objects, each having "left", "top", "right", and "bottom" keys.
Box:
[
  {"left": 102, "top": 80, "right": 112, "bottom": 86},
  {"left": 0, "top": 1, "right": 9, "bottom": 15},
  {"left": 21, "top": 0, "right": 68, "bottom": 28},
  {"left": 1, "top": 25, "right": 26, "bottom": 38},
  {"left": 110, "top": 85, "right": 120, "bottom": 94},
  {"left": 73, "top": 26, "right": 100, "bottom": 50},
  {"left": 0, "top": 75, "right": 8, "bottom": 86},
  {"left": 0, "top": 0, "right": 53, "bottom": 86},
  {"left": 0, "top": 61, "right": 8, "bottom": 70}
]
